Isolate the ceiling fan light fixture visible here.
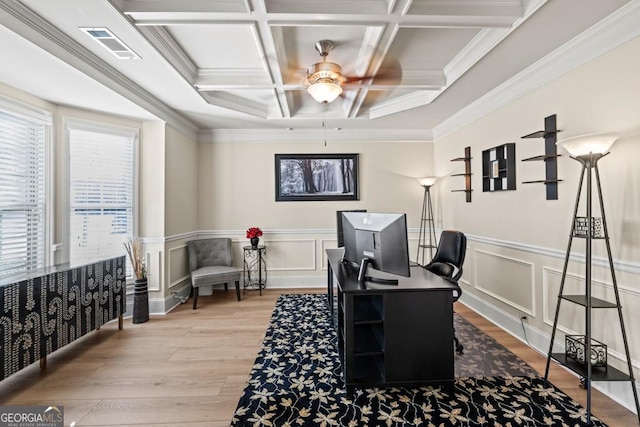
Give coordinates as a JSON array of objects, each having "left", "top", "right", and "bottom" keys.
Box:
[
  {"left": 307, "top": 80, "right": 343, "bottom": 104},
  {"left": 304, "top": 48, "right": 346, "bottom": 104}
]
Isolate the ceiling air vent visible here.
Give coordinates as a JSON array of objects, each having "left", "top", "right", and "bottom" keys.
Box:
[{"left": 79, "top": 27, "right": 140, "bottom": 60}]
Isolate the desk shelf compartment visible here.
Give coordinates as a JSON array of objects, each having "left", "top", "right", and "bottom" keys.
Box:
[
  {"left": 345, "top": 294, "right": 386, "bottom": 385},
  {"left": 352, "top": 354, "right": 385, "bottom": 383},
  {"left": 520, "top": 114, "right": 562, "bottom": 200},
  {"left": 353, "top": 294, "right": 384, "bottom": 322},
  {"left": 451, "top": 146, "right": 472, "bottom": 202},
  {"left": 354, "top": 323, "right": 384, "bottom": 355}
]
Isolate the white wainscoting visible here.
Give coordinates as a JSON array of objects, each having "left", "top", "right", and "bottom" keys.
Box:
[
  {"left": 473, "top": 249, "right": 535, "bottom": 318},
  {"left": 261, "top": 239, "right": 317, "bottom": 271},
  {"left": 156, "top": 229, "right": 640, "bottom": 413},
  {"left": 168, "top": 244, "right": 189, "bottom": 288},
  {"left": 146, "top": 250, "right": 162, "bottom": 292}
]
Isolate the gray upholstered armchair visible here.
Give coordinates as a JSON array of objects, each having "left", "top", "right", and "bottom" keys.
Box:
[{"left": 187, "top": 238, "right": 242, "bottom": 309}]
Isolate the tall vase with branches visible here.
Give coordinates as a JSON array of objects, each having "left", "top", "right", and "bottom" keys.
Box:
[
  {"left": 124, "top": 237, "right": 149, "bottom": 323},
  {"left": 124, "top": 237, "right": 146, "bottom": 280}
]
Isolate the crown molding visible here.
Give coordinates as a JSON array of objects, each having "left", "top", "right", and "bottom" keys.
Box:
[
  {"left": 198, "top": 127, "right": 433, "bottom": 143},
  {"left": 136, "top": 25, "right": 198, "bottom": 82},
  {"left": 195, "top": 69, "right": 274, "bottom": 89},
  {"left": 433, "top": 0, "right": 640, "bottom": 140},
  {"left": 0, "top": 0, "right": 199, "bottom": 139},
  {"left": 123, "top": 0, "right": 249, "bottom": 15},
  {"left": 369, "top": 89, "right": 440, "bottom": 119},
  {"left": 433, "top": 0, "right": 547, "bottom": 106},
  {"left": 200, "top": 91, "right": 269, "bottom": 118}
]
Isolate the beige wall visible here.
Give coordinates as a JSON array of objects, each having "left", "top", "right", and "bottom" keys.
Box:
[
  {"left": 165, "top": 125, "right": 199, "bottom": 237},
  {"left": 186, "top": 140, "right": 435, "bottom": 289},
  {"left": 140, "top": 121, "right": 166, "bottom": 239},
  {"left": 197, "top": 141, "right": 435, "bottom": 231},
  {"left": 3, "top": 31, "right": 639, "bottom": 407},
  {"left": 435, "top": 34, "right": 640, "bottom": 398}
]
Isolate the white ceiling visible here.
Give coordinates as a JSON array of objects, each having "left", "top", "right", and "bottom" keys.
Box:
[{"left": 0, "top": 0, "right": 636, "bottom": 142}]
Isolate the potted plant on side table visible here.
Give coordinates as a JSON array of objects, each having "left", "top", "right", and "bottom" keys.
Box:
[
  {"left": 246, "top": 227, "right": 263, "bottom": 249},
  {"left": 124, "top": 237, "right": 149, "bottom": 324}
]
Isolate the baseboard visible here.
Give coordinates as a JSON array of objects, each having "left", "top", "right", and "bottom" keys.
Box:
[
  {"left": 458, "top": 292, "right": 639, "bottom": 415},
  {"left": 129, "top": 277, "right": 326, "bottom": 317}
]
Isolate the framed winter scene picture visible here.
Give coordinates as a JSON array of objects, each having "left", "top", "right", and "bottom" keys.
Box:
[{"left": 275, "top": 153, "right": 359, "bottom": 201}]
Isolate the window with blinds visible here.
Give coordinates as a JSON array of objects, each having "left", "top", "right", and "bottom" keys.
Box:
[
  {"left": 67, "top": 123, "right": 137, "bottom": 266},
  {"left": 0, "top": 101, "right": 50, "bottom": 280}
]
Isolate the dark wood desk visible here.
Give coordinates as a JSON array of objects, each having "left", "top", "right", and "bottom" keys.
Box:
[{"left": 327, "top": 248, "right": 458, "bottom": 394}]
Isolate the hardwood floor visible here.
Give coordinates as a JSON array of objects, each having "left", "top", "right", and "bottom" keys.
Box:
[{"left": 0, "top": 288, "right": 636, "bottom": 426}]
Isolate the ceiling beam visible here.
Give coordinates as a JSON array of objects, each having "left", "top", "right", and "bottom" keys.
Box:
[
  {"left": 369, "top": 90, "right": 440, "bottom": 118},
  {"left": 200, "top": 91, "right": 269, "bottom": 118},
  {"left": 0, "top": 0, "right": 199, "bottom": 138}
]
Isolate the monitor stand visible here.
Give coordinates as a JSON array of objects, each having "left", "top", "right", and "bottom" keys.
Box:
[{"left": 358, "top": 258, "right": 399, "bottom": 286}]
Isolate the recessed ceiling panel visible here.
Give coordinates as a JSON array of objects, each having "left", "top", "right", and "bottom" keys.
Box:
[
  {"left": 407, "top": 0, "right": 523, "bottom": 23},
  {"left": 5, "top": 0, "right": 634, "bottom": 136},
  {"left": 281, "top": 25, "right": 371, "bottom": 74},
  {"left": 391, "top": 27, "right": 481, "bottom": 70},
  {"left": 265, "top": 0, "right": 388, "bottom": 14},
  {"left": 167, "top": 25, "right": 264, "bottom": 69}
]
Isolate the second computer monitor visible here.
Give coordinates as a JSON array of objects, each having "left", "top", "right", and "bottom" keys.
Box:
[
  {"left": 342, "top": 211, "right": 410, "bottom": 279},
  {"left": 336, "top": 209, "right": 367, "bottom": 247}
]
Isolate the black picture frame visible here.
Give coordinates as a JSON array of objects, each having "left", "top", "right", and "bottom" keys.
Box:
[{"left": 275, "top": 153, "right": 359, "bottom": 201}]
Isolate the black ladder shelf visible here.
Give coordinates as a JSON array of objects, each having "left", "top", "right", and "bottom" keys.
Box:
[{"left": 543, "top": 152, "right": 640, "bottom": 425}]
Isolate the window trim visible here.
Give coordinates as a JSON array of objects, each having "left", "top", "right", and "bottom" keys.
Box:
[
  {"left": 0, "top": 94, "right": 53, "bottom": 270},
  {"left": 62, "top": 117, "right": 140, "bottom": 264}
]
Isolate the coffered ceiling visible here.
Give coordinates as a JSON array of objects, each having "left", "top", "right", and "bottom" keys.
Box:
[{"left": 0, "top": 0, "right": 636, "bottom": 142}]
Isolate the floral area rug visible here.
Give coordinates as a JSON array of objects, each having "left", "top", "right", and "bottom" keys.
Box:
[
  {"left": 453, "top": 309, "right": 538, "bottom": 378},
  {"left": 231, "top": 293, "right": 606, "bottom": 426}
]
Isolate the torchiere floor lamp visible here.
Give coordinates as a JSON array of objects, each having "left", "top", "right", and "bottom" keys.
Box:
[
  {"left": 544, "top": 134, "right": 640, "bottom": 425},
  {"left": 416, "top": 177, "right": 438, "bottom": 266}
]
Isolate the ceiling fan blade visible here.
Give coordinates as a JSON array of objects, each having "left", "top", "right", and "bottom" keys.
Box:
[{"left": 343, "top": 57, "right": 402, "bottom": 88}]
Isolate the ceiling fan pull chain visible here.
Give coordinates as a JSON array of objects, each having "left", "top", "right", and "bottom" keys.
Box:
[{"left": 322, "top": 102, "right": 327, "bottom": 147}]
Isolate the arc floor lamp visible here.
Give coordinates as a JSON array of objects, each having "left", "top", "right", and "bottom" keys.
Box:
[
  {"left": 543, "top": 134, "right": 640, "bottom": 425},
  {"left": 416, "top": 177, "right": 438, "bottom": 266}
]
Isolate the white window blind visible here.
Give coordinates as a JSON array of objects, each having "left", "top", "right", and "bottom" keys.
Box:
[
  {"left": 0, "top": 105, "right": 48, "bottom": 279},
  {"left": 68, "top": 124, "right": 136, "bottom": 266}
]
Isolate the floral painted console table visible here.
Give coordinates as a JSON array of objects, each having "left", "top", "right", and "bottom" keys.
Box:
[{"left": 0, "top": 256, "right": 126, "bottom": 380}]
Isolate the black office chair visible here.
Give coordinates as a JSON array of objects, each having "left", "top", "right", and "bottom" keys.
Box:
[{"left": 424, "top": 230, "right": 467, "bottom": 354}]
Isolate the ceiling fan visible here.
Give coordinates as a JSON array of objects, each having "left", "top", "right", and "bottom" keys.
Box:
[
  {"left": 303, "top": 40, "right": 347, "bottom": 104},
  {"left": 302, "top": 39, "right": 401, "bottom": 105}
]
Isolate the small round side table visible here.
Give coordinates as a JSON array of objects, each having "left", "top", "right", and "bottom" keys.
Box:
[{"left": 242, "top": 245, "right": 267, "bottom": 295}]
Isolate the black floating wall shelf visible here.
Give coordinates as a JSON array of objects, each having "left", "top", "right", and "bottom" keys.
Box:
[
  {"left": 521, "top": 114, "right": 562, "bottom": 200},
  {"left": 482, "top": 143, "right": 516, "bottom": 192},
  {"left": 451, "top": 146, "right": 472, "bottom": 203}
]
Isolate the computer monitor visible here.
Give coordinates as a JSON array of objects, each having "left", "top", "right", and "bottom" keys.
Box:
[
  {"left": 336, "top": 209, "right": 366, "bottom": 247},
  {"left": 341, "top": 212, "right": 410, "bottom": 285}
]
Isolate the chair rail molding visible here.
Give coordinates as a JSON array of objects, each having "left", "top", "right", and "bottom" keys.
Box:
[{"left": 467, "top": 233, "right": 640, "bottom": 276}]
